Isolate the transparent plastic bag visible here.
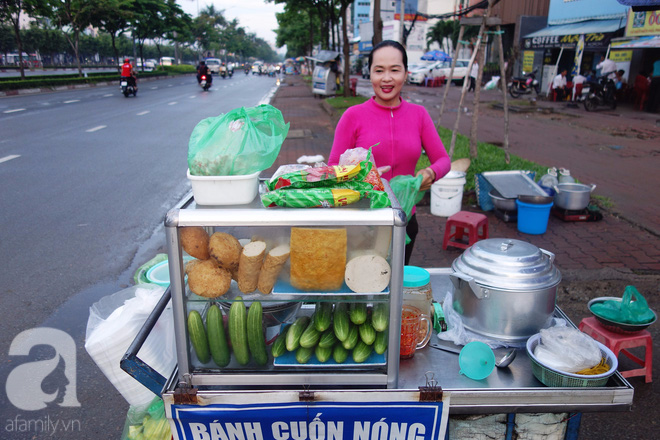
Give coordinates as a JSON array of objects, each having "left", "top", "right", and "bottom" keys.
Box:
[
  {"left": 121, "top": 397, "right": 171, "bottom": 440},
  {"left": 591, "top": 285, "right": 655, "bottom": 324},
  {"left": 534, "top": 326, "right": 601, "bottom": 373},
  {"left": 188, "top": 104, "right": 289, "bottom": 176}
]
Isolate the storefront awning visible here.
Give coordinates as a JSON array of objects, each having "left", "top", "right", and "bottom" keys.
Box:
[{"left": 523, "top": 19, "right": 625, "bottom": 50}]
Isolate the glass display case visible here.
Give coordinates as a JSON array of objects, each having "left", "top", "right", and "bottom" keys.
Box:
[{"left": 164, "top": 185, "right": 407, "bottom": 388}]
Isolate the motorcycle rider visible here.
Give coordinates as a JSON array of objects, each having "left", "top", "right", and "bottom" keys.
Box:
[
  {"left": 121, "top": 58, "right": 138, "bottom": 91},
  {"left": 196, "top": 60, "right": 212, "bottom": 85}
]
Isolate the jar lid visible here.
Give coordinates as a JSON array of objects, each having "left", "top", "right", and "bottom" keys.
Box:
[
  {"left": 403, "top": 266, "right": 430, "bottom": 287},
  {"left": 451, "top": 238, "right": 561, "bottom": 291}
]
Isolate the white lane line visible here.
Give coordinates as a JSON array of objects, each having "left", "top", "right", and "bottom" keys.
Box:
[
  {"left": 137, "top": 110, "right": 150, "bottom": 116},
  {"left": 3, "top": 108, "right": 26, "bottom": 114},
  {"left": 168, "top": 101, "right": 177, "bottom": 105},
  {"left": 167, "top": 84, "right": 173, "bottom": 87},
  {"left": 64, "top": 99, "right": 80, "bottom": 104},
  {"left": 86, "top": 125, "right": 107, "bottom": 132},
  {"left": 104, "top": 93, "right": 113, "bottom": 97},
  {"left": 0, "top": 154, "right": 20, "bottom": 164},
  {"left": 189, "top": 95, "right": 197, "bottom": 99}
]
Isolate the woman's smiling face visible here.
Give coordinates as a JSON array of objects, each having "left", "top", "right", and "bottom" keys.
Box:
[{"left": 370, "top": 46, "right": 407, "bottom": 107}]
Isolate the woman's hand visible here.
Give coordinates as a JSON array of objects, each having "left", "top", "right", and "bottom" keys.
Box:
[{"left": 416, "top": 167, "right": 436, "bottom": 192}]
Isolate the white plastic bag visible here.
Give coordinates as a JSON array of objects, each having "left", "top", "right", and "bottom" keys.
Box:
[
  {"left": 485, "top": 76, "right": 500, "bottom": 90},
  {"left": 533, "top": 326, "right": 601, "bottom": 373},
  {"left": 85, "top": 284, "right": 176, "bottom": 406}
]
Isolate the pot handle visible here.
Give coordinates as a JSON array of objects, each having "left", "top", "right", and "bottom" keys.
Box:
[
  {"left": 553, "top": 185, "right": 559, "bottom": 194},
  {"left": 540, "top": 248, "right": 556, "bottom": 264},
  {"left": 449, "top": 272, "right": 488, "bottom": 299},
  {"left": 589, "top": 184, "right": 597, "bottom": 192}
]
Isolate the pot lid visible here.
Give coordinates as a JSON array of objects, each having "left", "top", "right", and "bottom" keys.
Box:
[{"left": 451, "top": 238, "right": 561, "bottom": 291}]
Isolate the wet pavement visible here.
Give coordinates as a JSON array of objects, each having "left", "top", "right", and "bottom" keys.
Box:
[{"left": 269, "top": 74, "right": 659, "bottom": 440}]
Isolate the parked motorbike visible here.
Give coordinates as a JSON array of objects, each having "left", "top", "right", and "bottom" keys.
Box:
[
  {"left": 508, "top": 69, "right": 540, "bottom": 98},
  {"left": 120, "top": 77, "right": 137, "bottom": 97},
  {"left": 199, "top": 74, "right": 212, "bottom": 91},
  {"left": 583, "top": 77, "right": 616, "bottom": 111}
]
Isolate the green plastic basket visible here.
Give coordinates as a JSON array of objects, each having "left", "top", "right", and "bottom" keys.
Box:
[{"left": 526, "top": 333, "right": 617, "bottom": 387}]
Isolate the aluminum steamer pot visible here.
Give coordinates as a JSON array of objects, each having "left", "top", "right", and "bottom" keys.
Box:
[
  {"left": 553, "top": 183, "right": 596, "bottom": 211},
  {"left": 450, "top": 238, "right": 562, "bottom": 342}
]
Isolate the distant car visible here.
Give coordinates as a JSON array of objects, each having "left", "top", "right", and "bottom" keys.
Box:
[
  {"left": 159, "top": 57, "right": 175, "bottom": 66},
  {"left": 361, "top": 64, "right": 370, "bottom": 79},
  {"left": 432, "top": 59, "right": 470, "bottom": 84},
  {"left": 144, "top": 59, "right": 158, "bottom": 71},
  {"left": 407, "top": 61, "right": 442, "bottom": 85},
  {"left": 205, "top": 58, "right": 221, "bottom": 74}
]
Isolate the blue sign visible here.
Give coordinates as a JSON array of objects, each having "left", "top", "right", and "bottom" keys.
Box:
[{"left": 170, "top": 399, "right": 448, "bottom": 440}]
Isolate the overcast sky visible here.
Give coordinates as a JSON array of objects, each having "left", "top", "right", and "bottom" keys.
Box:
[{"left": 177, "top": 0, "right": 284, "bottom": 48}]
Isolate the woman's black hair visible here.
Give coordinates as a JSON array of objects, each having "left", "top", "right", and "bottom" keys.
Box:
[{"left": 368, "top": 40, "right": 408, "bottom": 72}]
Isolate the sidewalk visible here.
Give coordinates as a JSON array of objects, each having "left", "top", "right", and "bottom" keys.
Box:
[{"left": 269, "top": 74, "right": 659, "bottom": 440}]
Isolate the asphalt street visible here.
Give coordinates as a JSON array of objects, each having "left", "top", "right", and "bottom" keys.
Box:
[{"left": 0, "top": 73, "right": 279, "bottom": 439}]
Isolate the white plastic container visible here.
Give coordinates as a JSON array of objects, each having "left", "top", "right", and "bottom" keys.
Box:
[
  {"left": 187, "top": 169, "right": 260, "bottom": 205},
  {"left": 430, "top": 170, "right": 466, "bottom": 217}
]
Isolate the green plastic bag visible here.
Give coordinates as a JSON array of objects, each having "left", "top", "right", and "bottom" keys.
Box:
[
  {"left": 389, "top": 175, "right": 426, "bottom": 244},
  {"left": 591, "top": 286, "right": 655, "bottom": 324},
  {"left": 188, "top": 104, "right": 289, "bottom": 176},
  {"left": 121, "top": 397, "right": 171, "bottom": 440}
]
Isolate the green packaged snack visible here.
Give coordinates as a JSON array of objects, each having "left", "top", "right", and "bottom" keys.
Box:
[
  {"left": 267, "top": 161, "right": 373, "bottom": 191},
  {"left": 261, "top": 186, "right": 391, "bottom": 209}
]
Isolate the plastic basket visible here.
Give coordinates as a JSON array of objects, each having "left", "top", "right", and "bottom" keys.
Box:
[{"left": 526, "top": 333, "right": 618, "bottom": 387}]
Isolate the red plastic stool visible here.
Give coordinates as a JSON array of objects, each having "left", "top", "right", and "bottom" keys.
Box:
[
  {"left": 578, "top": 316, "right": 653, "bottom": 383},
  {"left": 442, "top": 211, "right": 489, "bottom": 250}
]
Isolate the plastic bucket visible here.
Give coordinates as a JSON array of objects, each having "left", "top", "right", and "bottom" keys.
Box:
[
  {"left": 431, "top": 171, "right": 466, "bottom": 217},
  {"left": 516, "top": 199, "right": 553, "bottom": 234}
]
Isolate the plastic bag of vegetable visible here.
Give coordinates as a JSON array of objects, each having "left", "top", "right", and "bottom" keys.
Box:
[
  {"left": 389, "top": 174, "right": 425, "bottom": 243},
  {"left": 121, "top": 397, "right": 171, "bottom": 440},
  {"left": 188, "top": 104, "right": 289, "bottom": 176},
  {"left": 591, "top": 285, "right": 655, "bottom": 324}
]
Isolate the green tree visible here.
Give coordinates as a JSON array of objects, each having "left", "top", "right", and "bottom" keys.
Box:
[
  {"left": 90, "top": 0, "right": 134, "bottom": 68},
  {"left": 427, "top": 19, "right": 479, "bottom": 54},
  {"left": 0, "top": 0, "right": 46, "bottom": 79},
  {"left": 275, "top": 5, "right": 320, "bottom": 56},
  {"left": 0, "top": 25, "right": 16, "bottom": 58}
]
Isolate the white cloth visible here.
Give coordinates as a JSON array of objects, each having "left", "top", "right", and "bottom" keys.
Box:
[
  {"left": 573, "top": 74, "right": 586, "bottom": 85},
  {"left": 597, "top": 58, "right": 617, "bottom": 79},
  {"left": 552, "top": 73, "right": 567, "bottom": 89},
  {"left": 470, "top": 63, "right": 478, "bottom": 79}
]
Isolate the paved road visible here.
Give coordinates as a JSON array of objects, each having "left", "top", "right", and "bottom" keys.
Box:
[{"left": 0, "top": 74, "right": 279, "bottom": 439}]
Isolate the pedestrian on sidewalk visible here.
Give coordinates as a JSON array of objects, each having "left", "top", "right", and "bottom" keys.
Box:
[
  {"left": 328, "top": 40, "right": 451, "bottom": 264},
  {"left": 468, "top": 60, "right": 478, "bottom": 92}
]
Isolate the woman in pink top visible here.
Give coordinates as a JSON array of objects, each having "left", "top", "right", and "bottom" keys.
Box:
[{"left": 329, "top": 40, "right": 451, "bottom": 264}]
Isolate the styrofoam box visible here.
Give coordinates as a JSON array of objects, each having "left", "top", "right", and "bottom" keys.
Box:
[{"left": 187, "top": 169, "right": 260, "bottom": 205}]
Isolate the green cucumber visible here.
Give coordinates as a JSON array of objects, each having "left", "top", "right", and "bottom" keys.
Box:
[
  {"left": 229, "top": 297, "right": 250, "bottom": 365},
  {"left": 333, "top": 303, "right": 350, "bottom": 341},
  {"left": 188, "top": 310, "right": 210, "bottom": 364},
  {"left": 352, "top": 340, "right": 373, "bottom": 363},
  {"left": 372, "top": 303, "right": 389, "bottom": 332},
  {"left": 374, "top": 331, "right": 388, "bottom": 355},
  {"left": 247, "top": 302, "right": 268, "bottom": 366},
  {"left": 295, "top": 346, "right": 314, "bottom": 364},
  {"left": 286, "top": 316, "right": 310, "bottom": 352},
  {"left": 333, "top": 344, "right": 349, "bottom": 364},
  {"left": 315, "top": 345, "right": 333, "bottom": 363},
  {"left": 342, "top": 324, "right": 359, "bottom": 350},
  {"left": 206, "top": 305, "right": 230, "bottom": 367},
  {"left": 271, "top": 328, "right": 288, "bottom": 358},
  {"left": 314, "top": 302, "right": 333, "bottom": 332},
  {"left": 349, "top": 302, "right": 368, "bottom": 325},
  {"left": 318, "top": 329, "right": 338, "bottom": 349},
  {"left": 359, "top": 318, "right": 376, "bottom": 345},
  {"left": 299, "top": 318, "right": 322, "bottom": 348}
]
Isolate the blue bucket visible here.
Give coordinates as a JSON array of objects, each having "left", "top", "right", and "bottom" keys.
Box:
[{"left": 516, "top": 199, "right": 553, "bottom": 234}]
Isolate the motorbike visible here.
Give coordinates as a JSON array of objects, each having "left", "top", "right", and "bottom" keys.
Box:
[
  {"left": 508, "top": 69, "right": 540, "bottom": 98},
  {"left": 583, "top": 77, "right": 616, "bottom": 111},
  {"left": 245, "top": 68, "right": 250, "bottom": 76},
  {"left": 120, "top": 77, "right": 137, "bottom": 97},
  {"left": 199, "top": 74, "right": 212, "bottom": 91}
]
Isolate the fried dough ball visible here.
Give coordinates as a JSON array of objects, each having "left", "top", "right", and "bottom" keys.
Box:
[
  {"left": 184, "top": 259, "right": 202, "bottom": 275},
  {"left": 187, "top": 259, "right": 231, "bottom": 298},
  {"left": 180, "top": 227, "right": 210, "bottom": 260},
  {"left": 209, "top": 232, "right": 242, "bottom": 273}
]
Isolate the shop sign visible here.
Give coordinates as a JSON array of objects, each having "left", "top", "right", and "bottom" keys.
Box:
[
  {"left": 169, "top": 393, "right": 450, "bottom": 440},
  {"left": 626, "top": 9, "right": 660, "bottom": 37},
  {"left": 609, "top": 50, "right": 633, "bottom": 62},
  {"left": 523, "top": 32, "right": 611, "bottom": 49},
  {"left": 522, "top": 51, "right": 535, "bottom": 73}
]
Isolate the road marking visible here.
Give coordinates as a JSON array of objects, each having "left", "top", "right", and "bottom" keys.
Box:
[
  {"left": 189, "top": 95, "right": 197, "bottom": 99},
  {"left": 104, "top": 93, "right": 113, "bottom": 97},
  {"left": 86, "top": 125, "right": 106, "bottom": 132},
  {"left": 0, "top": 154, "right": 20, "bottom": 164},
  {"left": 168, "top": 101, "right": 177, "bottom": 105},
  {"left": 137, "top": 110, "right": 150, "bottom": 116},
  {"left": 3, "top": 108, "right": 26, "bottom": 114},
  {"left": 64, "top": 99, "right": 80, "bottom": 104},
  {"left": 168, "top": 84, "right": 173, "bottom": 87},
  {"left": 151, "top": 86, "right": 158, "bottom": 89}
]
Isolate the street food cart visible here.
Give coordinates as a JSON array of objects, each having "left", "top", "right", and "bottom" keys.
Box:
[
  {"left": 309, "top": 50, "right": 341, "bottom": 97},
  {"left": 123, "top": 185, "right": 634, "bottom": 440}
]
